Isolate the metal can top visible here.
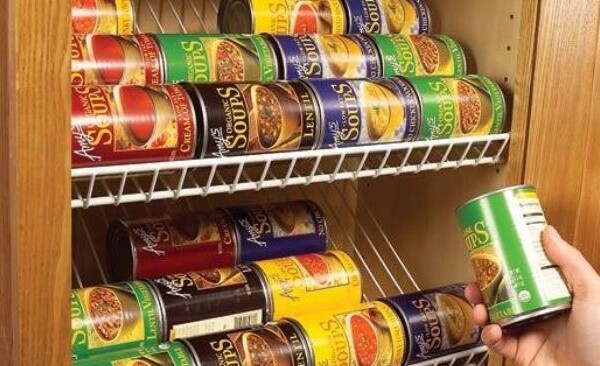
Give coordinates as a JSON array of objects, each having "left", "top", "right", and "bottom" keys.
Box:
[
  {"left": 456, "top": 184, "right": 536, "bottom": 213},
  {"left": 218, "top": 0, "right": 254, "bottom": 33},
  {"left": 106, "top": 219, "right": 138, "bottom": 282}
]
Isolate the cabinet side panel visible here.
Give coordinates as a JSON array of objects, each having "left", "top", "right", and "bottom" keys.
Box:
[{"left": 4, "top": 0, "right": 71, "bottom": 364}]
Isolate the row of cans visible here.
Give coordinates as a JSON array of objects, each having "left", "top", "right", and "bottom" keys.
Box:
[
  {"left": 72, "top": 251, "right": 362, "bottom": 358},
  {"left": 72, "top": 0, "right": 430, "bottom": 36},
  {"left": 72, "top": 33, "right": 466, "bottom": 85},
  {"left": 108, "top": 200, "right": 328, "bottom": 281},
  {"left": 72, "top": 75, "right": 506, "bottom": 167},
  {"left": 73, "top": 283, "right": 481, "bottom": 365}
]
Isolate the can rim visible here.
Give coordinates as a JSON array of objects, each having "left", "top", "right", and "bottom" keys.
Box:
[
  {"left": 379, "top": 297, "right": 414, "bottom": 363},
  {"left": 218, "top": 0, "right": 255, "bottom": 33},
  {"left": 499, "top": 302, "right": 571, "bottom": 328},
  {"left": 106, "top": 219, "right": 137, "bottom": 282},
  {"left": 247, "top": 262, "right": 274, "bottom": 322},
  {"left": 282, "top": 318, "right": 316, "bottom": 365},
  {"left": 265, "top": 35, "right": 290, "bottom": 80},
  {"left": 259, "top": 34, "right": 280, "bottom": 81},
  {"left": 152, "top": 34, "right": 170, "bottom": 84},
  {"left": 220, "top": 208, "right": 242, "bottom": 265},
  {"left": 389, "top": 76, "right": 422, "bottom": 141},
  {"left": 300, "top": 79, "right": 330, "bottom": 149},
  {"left": 455, "top": 184, "right": 536, "bottom": 213},
  {"left": 179, "top": 338, "right": 203, "bottom": 366},
  {"left": 188, "top": 84, "right": 210, "bottom": 159},
  {"left": 144, "top": 279, "right": 169, "bottom": 342}
]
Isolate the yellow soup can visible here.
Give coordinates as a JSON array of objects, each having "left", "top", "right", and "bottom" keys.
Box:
[
  {"left": 252, "top": 250, "right": 362, "bottom": 321},
  {"left": 288, "top": 301, "right": 407, "bottom": 366}
]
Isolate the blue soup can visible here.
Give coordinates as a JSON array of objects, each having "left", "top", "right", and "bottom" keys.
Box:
[
  {"left": 268, "top": 34, "right": 381, "bottom": 80},
  {"left": 226, "top": 200, "right": 328, "bottom": 263},
  {"left": 383, "top": 284, "right": 482, "bottom": 364},
  {"left": 304, "top": 77, "right": 420, "bottom": 148}
]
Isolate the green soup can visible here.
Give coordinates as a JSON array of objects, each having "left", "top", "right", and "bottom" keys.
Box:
[
  {"left": 73, "top": 341, "right": 195, "bottom": 366},
  {"left": 456, "top": 185, "right": 572, "bottom": 328},
  {"left": 404, "top": 75, "right": 506, "bottom": 140}
]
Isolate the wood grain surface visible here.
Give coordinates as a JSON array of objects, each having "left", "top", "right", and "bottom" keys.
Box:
[{"left": 0, "top": 0, "right": 71, "bottom": 364}]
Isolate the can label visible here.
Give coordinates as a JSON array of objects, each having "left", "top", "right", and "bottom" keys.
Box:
[
  {"left": 148, "top": 266, "right": 267, "bottom": 340},
  {"left": 251, "top": 0, "right": 346, "bottom": 34},
  {"left": 409, "top": 75, "right": 506, "bottom": 140},
  {"left": 71, "top": 281, "right": 162, "bottom": 359},
  {"left": 71, "top": 85, "right": 196, "bottom": 167},
  {"left": 72, "top": 0, "right": 134, "bottom": 35},
  {"left": 457, "top": 186, "right": 572, "bottom": 325},
  {"left": 226, "top": 201, "right": 328, "bottom": 263},
  {"left": 73, "top": 342, "right": 194, "bottom": 366},
  {"left": 271, "top": 34, "right": 380, "bottom": 79},
  {"left": 307, "top": 78, "right": 420, "bottom": 148},
  {"left": 193, "top": 81, "right": 319, "bottom": 158},
  {"left": 291, "top": 301, "right": 405, "bottom": 366},
  {"left": 71, "top": 34, "right": 163, "bottom": 86},
  {"left": 116, "top": 211, "right": 237, "bottom": 280},
  {"left": 156, "top": 35, "right": 277, "bottom": 84},
  {"left": 386, "top": 284, "right": 480, "bottom": 363},
  {"left": 345, "top": 0, "right": 430, "bottom": 34},
  {"left": 255, "top": 251, "right": 362, "bottom": 320},
  {"left": 372, "top": 34, "right": 466, "bottom": 77},
  {"left": 186, "top": 321, "right": 309, "bottom": 366}
]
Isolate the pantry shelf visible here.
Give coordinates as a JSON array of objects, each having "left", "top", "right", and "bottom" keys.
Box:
[{"left": 72, "top": 134, "right": 510, "bottom": 209}]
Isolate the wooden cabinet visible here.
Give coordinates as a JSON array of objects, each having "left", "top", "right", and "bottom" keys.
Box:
[{"left": 1, "top": 1, "right": 598, "bottom": 365}]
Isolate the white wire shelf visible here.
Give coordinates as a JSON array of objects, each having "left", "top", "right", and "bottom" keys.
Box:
[
  {"left": 73, "top": 179, "right": 490, "bottom": 366},
  {"left": 72, "top": 134, "right": 510, "bottom": 209}
]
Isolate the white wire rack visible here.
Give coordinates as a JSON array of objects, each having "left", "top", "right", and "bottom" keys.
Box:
[
  {"left": 72, "top": 179, "right": 490, "bottom": 366},
  {"left": 72, "top": 134, "right": 510, "bottom": 208}
]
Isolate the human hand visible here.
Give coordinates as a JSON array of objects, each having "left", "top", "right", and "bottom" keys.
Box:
[{"left": 465, "top": 226, "right": 600, "bottom": 366}]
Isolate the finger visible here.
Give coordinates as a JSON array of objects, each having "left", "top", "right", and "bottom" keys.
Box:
[
  {"left": 481, "top": 325, "right": 518, "bottom": 360},
  {"left": 472, "top": 303, "right": 489, "bottom": 326},
  {"left": 465, "top": 282, "right": 484, "bottom": 305},
  {"left": 542, "top": 226, "right": 600, "bottom": 298}
]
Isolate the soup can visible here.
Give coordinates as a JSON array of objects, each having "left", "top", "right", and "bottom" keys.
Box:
[
  {"left": 252, "top": 251, "right": 362, "bottom": 320},
  {"left": 183, "top": 321, "right": 310, "bottom": 366},
  {"left": 268, "top": 34, "right": 380, "bottom": 80},
  {"left": 404, "top": 75, "right": 507, "bottom": 140},
  {"left": 456, "top": 185, "right": 572, "bottom": 328},
  {"left": 288, "top": 301, "right": 406, "bottom": 366},
  {"left": 73, "top": 341, "right": 195, "bottom": 366},
  {"left": 305, "top": 78, "right": 420, "bottom": 148},
  {"left": 225, "top": 200, "right": 328, "bottom": 263},
  {"left": 371, "top": 34, "right": 467, "bottom": 77},
  {"left": 72, "top": 0, "right": 135, "bottom": 35},
  {"left": 218, "top": 0, "right": 347, "bottom": 34},
  {"left": 155, "top": 34, "right": 278, "bottom": 84},
  {"left": 107, "top": 210, "right": 238, "bottom": 281},
  {"left": 71, "top": 281, "right": 163, "bottom": 360},
  {"left": 71, "top": 85, "right": 197, "bottom": 168},
  {"left": 146, "top": 265, "right": 270, "bottom": 341},
  {"left": 344, "top": 0, "right": 430, "bottom": 34},
  {"left": 187, "top": 81, "right": 320, "bottom": 158},
  {"left": 384, "top": 284, "right": 481, "bottom": 364},
  {"left": 71, "top": 34, "right": 163, "bottom": 86}
]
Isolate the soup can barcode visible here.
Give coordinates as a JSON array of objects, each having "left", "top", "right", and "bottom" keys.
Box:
[{"left": 456, "top": 185, "right": 572, "bottom": 328}]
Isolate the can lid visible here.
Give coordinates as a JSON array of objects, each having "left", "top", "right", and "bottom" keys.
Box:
[
  {"left": 455, "top": 184, "right": 536, "bottom": 213},
  {"left": 106, "top": 219, "right": 136, "bottom": 282},
  {"left": 218, "top": 0, "right": 254, "bottom": 33},
  {"left": 247, "top": 262, "right": 274, "bottom": 322},
  {"left": 281, "top": 318, "right": 316, "bottom": 365}
]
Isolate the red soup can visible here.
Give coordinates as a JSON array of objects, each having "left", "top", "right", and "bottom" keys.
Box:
[
  {"left": 71, "top": 85, "right": 197, "bottom": 168},
  {"left": 108, "top": 210, "right": 238, "bottom": 281}
]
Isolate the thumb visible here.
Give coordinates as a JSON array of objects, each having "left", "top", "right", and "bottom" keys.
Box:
[{"left": 542, "top": 226, "right": 600, "bottom": 299}]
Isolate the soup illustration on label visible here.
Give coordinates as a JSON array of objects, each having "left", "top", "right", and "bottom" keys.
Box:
[
  {"left": 107, "top": 210, "right": 237, "bottom": 281},
  {"left": 306, "top": 78, "right": 420, "bottom": 148},
  {"left": 344, "top": 0, "right": 430, "bottom": 34},
  {"left": 71, "top": 85, "right": 196, "bottom": 167},
  {"left": 252, "top": 251, "right": 362, "bottom": 320},
  {"left": 371, "top": 34, "right": 467, "bottom": 77},
  {"left": 289, "top": 301, "right": 406, "bottom": 366},
  {"left": 71, "top": 281, "right": 162, "bottom": 360},
  {"left": 385, "top": 284, "right": 480, "bottom": 363},
  {"left": 225, "top": 200, "right": 328, "bottom": 263},
  {"left": 184, "top": 321, "right": 310, "bottom": 366},
  {"left": 156, "top": 34, "right": 278, "bottom": 84},
  {"left": 189, "top": 81, "right": 319, "bottom": 158},
  {"left": 218, "top": 0, "right": 347, "bottom": 34},
  {"left": 72, "top": 342, "right": 195, "bottom": 366},
  {"left": 406, "top": 75, "right": 506, "bottom": 140},
  {"left": 457, "top": 186, "right": 572, "bottom": 327},
  {"left": 147, "top": 265, "right": 268, "bottom": 340},
  {"left": 71, "top": 34, "right": 163, "bottom": 86},
  {"left": 269, "top": 34, "right": 380, "bottom": 79},
  {"left": 72, "top": 0, "right": 135, "bottom": 35}
]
